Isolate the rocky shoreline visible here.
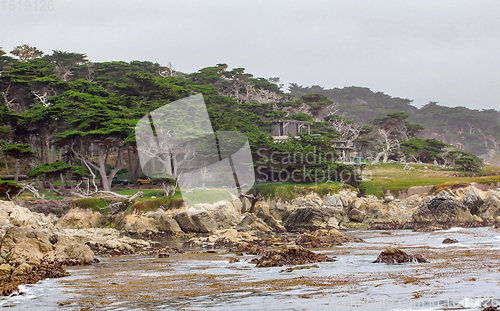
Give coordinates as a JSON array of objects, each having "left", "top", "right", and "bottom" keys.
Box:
[{"left": 1, "top": 183, "right": 500, "bottom": 296}]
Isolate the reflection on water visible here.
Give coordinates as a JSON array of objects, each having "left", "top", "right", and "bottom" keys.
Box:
[{"left": 2, "top": 227, "right": 500, "bottom": 310}]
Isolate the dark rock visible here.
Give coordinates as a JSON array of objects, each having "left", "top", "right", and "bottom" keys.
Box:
[
  {"left": 236, "top": 214, "right": 272, "bottom": 232},
  {"left": 373, "top": 247, "right": 428, "bottom": 264},
  {"left": 229, "top": 257, "right": 240, "bottom": 263},
  {"left": 0, "top": 262, "right": 68, "bottom": 296},
  {"left": 158, "top": 253, "right": 169, "bottom": 258},
  {"left": 442, "top": 238, "right": 458, "bottom": 244},
  {"left": 253, "top": 245, "right": 336, "bottom": 267},
  {"left": 348, "top": 208, "right": 365, "bottom": 223},
  {"left": 283, "top": 207, "right": 339, "bottom": 232},
  {"left": 295, "top": 229, "right": 363, "bottom": 248},
  {"left": 412, "top": 197, "right": 475, "bottom": 224}
]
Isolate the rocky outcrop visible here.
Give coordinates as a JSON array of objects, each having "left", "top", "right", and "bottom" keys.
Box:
[
  {"left": 252, "top": 245, "right": 336, "bottom": 267},
  {"left": 283, "top": 206, "right": 340, "bottom": 232},
  {"left": 0, "top": 262, "right": 68, "bottom": 296},
  {"left": 236, "top": 214, "right": 273, "bottom": 232},
  {"left": 411, "top": 189, "right": 479, "bottom": 226},
  {"left": 373, "top": 247, "right": 428, "bottom": 264},
  {"left": 0, "top": 201, "right": 97, "bottom": 295},
  {"left": 174, "top": 200, "right": 242, "bottom": 234},
  {"left": 295, "top": 229, "right": 363, "bottom": 248},
  {"left": 113, "top": 209, "right": 182, "bottom": 237},
  {"left": 59, "top": 208, "right": 110, "bottom": 229},
  {"left": 478, "top": 190, "right": 500, "bottom": 220},
  {"left": 0, "top": 201, "right": 94, "bottom": 267}
]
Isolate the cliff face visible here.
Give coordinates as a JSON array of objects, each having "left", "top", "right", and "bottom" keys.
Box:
[
  {"left": 0, "top": 201, "right": 95, "bottom": 295},
  {"left": 43, "top": 183, "right": 500, "bottom": 236}
]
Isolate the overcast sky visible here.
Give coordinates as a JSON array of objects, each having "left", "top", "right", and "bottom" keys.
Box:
[{"left": 2, "top": 0, "right": 500, "bottom": 110}]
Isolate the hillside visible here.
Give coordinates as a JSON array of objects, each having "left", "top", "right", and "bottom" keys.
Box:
[{"left": 289, "top": 85, "right": 500, "bottom": 163}]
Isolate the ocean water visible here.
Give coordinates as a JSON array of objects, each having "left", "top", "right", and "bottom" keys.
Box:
[{"left": 2, "top": 227, "right": 500, "bottom": 310}]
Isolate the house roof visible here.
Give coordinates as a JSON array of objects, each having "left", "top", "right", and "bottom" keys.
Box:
[{"left": 272, "top": 120, "right": 313, "bottom": 125}]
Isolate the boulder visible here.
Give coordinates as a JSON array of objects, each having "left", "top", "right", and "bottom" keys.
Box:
[
  {"left": 322, "top": 194, "right": 344, "bottom": 208},
  {"left": 174, "top": 200, "right": 242, "bottom": 233},
  {"left": 478, "top": 190, "right": 500, "bottom": 220},
  {"left": 348, "top": 208, "right": 365, "bottom": 222},
  {"left": 58, "top": 208, "right": 108, "bottom": 229},
  {"left": 236, "top": 214, "right": 272, "bottom": 232},
  {"left": 373, "top": 247, "right": 428, "bottom": 264},
  {"left": 174, "top": 211, "right": 200, "bottom": 233},
  {"left": 191, "top": 210, "right": 219, "bottom": 233},
  {"left": 0, "top": 201, "right": 96, "bottom": 268},
  {"left": 295, "top": 229, "right": 361, "bottom": 248},
  {"left": 283, "top": 207, "right": 340, "bottom": 232},
  {"left": 240, "top": 197, "right": 252, "bottom": 214},
  {"left": 442, "top": 238, "right": 458, "bottom": 244},
  {"left": 252, "top": 245, "right": 336, "bottom": 267},
  {"left": 112, "top": 210, "right": 182, "bottom": 237},
  {"left": 412, "top": 196, "right": 476, "bottom": 224},
  {"left": 0, "top": 264, "right": 13, "bottom": 276}
]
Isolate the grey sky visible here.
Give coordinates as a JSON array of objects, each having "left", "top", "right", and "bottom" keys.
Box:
[{"left": 2, "top": 0, "right": 500, "bottom": 110}]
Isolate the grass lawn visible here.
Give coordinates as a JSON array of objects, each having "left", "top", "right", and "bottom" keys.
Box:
[
  {"left": 253, "top": 181, "right": 348, "bottom": 201},
  {"left": 362, "top": 163, "right": 500, "bottom": 197}
]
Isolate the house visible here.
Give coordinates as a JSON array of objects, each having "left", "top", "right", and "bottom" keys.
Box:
[
  {"left": 331, "top": 140, "right": 354, "bottom": 162},
  {"left": 272, "top": 120, "right": 312, "bottom": 141}
]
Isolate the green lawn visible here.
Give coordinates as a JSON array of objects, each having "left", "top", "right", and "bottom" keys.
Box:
[
  {"left": 361, "top": 163, "right": 500, "bottom": 197},
  {"left": 253, "top": 181, "right": 348, "bottom": 201}
]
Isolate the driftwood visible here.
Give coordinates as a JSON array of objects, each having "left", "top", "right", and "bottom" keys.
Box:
[{"left": 19, "top": 183, "right": 44, "bottom": 199}]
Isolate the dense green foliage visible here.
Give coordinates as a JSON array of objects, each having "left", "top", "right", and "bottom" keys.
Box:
[
  {"left": 1, "top": 44, "right": 494, "bottom": 198},
  {"left": 0, "top": 178, "right": 22, "bottom": 200},
  {"left": 289, "top": 85, "right": 500, "bottom": 159}
]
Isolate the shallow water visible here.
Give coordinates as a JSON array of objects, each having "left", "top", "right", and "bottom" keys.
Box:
[{"left": 2, "top": 227, "right": 500, "bottom": 310}]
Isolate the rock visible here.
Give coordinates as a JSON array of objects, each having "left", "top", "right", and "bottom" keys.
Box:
[
  {"left": 384, "top": 190, "right": 395, "bottom": 203},
  {"left": 373, "top": 247, "right": 428, "bottom": 264},
  {"left": 174, "top": 209, "right": 218, "bottom": 233},
  {"left": 442, "top": 238, "right": 458, "bottom": 244},
  {"left": 384, "top": 195, "right": 395, "bottom": 203},
  {"left": 0, "top": 264, "right": 13, "bottom": 276},
  {"left": 412, "top": 197, "right": 476, "bottom": 224},
  {"left": 174, "top": 211, "right": 200, "bottom": 233},
  {"left": 478, "top": 190, "right": 500, "bottom": 220},
  {"left": 268, "top": 201, "right": 287, "bottom": 221},
  {"left": 229, "top": 257, "right": 240, "bottom": 263},
  {"left": 240, "top": 197, "right": 252, "bottom": 214},
  {"left": 290, "top": 194, "right": 322, "bottom": 208},
  {"left": 253, "top": 245, "right": 336, "bottom": 267},
  {"left": 12, "top": 263, "right": 32, "bottom": 275},
  {"left": 322, "top": 194, "right": 344, "bottom": 208},
  {"left": 112, "top": 210, "right": 182, "bottom": 237},
  {"left": 435, "top": 189, "right": 456, "bottom": 200},
  {"left": 58, "top": 208, "right": 108, "bottom": 229},
  {"left": 283, "top": 207, "right": 340, "bottom": 232},
  {"left": 260, "top": 214, "right": 287, "bottom": 233},
  {"left": 295, "top": 229, "right": 362, "bottom": 248},
  {"left": 174, "top": 200, "right": 242, "bottom": 233},
  {"left": 236, "top": 214, "right": 272, "bottom": 232},
  {"left": 405, "top": 194, "right": 422, "bottom": 203},
  {"left": 152, "top": 211, "right": 182, "bottom": 235},
  {"left": 348, "top": 208, "right": 365, "bottom": 222},
  {"left": 191, "top": 210, "right": 218, "bottom": 233},
  {"left": 0, "top": 262, "right": 68, "bottom": 296},
  {"left": 232, "top": 198, "right": 243, "bottom": 214},
  {"left": 158, "top": 253, "right": 169, "bottom": 258},
  {"left": 462, "top": 186, "right": 485, "bottom": 214}
]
